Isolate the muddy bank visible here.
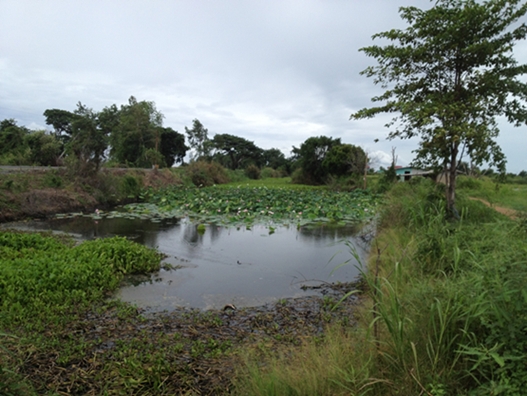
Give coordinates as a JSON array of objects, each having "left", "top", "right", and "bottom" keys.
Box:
[
  {"left": 0, "top": 167, "right": 181, "bottom": 223},
  {"left": 7, "top": 282, "right": 363, "bottom": 395}
]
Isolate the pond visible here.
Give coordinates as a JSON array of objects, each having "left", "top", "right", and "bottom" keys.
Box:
[{"left": 2, "top": 215, "right": 371, "bottom": 311}]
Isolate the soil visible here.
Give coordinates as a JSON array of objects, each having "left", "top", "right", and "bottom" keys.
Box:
[
  {"left": 6, "top": 283, "right": 363, "bottom": 395},
  {"left": 0, "top": 167, "right": 181, "bottom": 223},
  {"left": 469, "top": 197, "right": 521, "bottom": 219}
]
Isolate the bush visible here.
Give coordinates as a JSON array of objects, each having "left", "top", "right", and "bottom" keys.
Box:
[
  {"left": 260, "top": 167, "right": 281, "bottom": 178},
  {"left": 120, "top": 175, "right": 142, "bottom": 198},
  {"left": 244, "top": 164, "right": 260, "bottom": 180},
  {"left": 185, "top": 161, "right": 230, "bottom": 187},
  {"left": 457, "top": 175, "right": 483, "bottom": 190}
]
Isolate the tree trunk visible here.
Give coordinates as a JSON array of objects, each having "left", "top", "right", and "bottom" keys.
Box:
[{"left": 446, "top": 143, "right": 459, "bottom": 218}]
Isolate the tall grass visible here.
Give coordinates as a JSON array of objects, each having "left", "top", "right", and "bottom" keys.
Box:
[{"left": 235, "top": 178, "right": 527, "bottom": 395}]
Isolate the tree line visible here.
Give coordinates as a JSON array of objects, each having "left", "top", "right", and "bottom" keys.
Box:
[{"left": 0, "top": 96, "right": 367, "bottom": 184}]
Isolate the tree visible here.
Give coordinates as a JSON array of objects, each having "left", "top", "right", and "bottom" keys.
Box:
[
  {"left": 262, "top": 148, "right": 287, "bottom": 169},
  {"left": 211, "top": 133, "right": 263, "bottom": 170},
  {"left": 109, "top": 96, "right": 164, "bottom": 167},
  {"left": 351, "top": 0, "right": 527, "bottom": 215},
  {"left": 158, "top": 127, "right": 188, "bottom": 167},
  {"left": 185, "top": 119, "right": 211, "bottom": 161},
  {"left": 292, "top": 136, "right": 341, "bottom": 184},
  {"left": 25, "top": 130, "right": 61, "bottom": 166},
  {"left": 67, "top": 102, "right": 108, "bottom": 175},
  {"left": 0, "top": 119, "right": 28, "bottom": 155},
  {"left": 43, "top": 109, "right": 78, "bottom": 143},
  {"left": 322, "top": 144, "right": 367, "bottom": 178}
]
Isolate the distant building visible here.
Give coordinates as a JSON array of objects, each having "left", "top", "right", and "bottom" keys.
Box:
[{"left": 395, "top": 166, "right": 434, "bottom": 181}]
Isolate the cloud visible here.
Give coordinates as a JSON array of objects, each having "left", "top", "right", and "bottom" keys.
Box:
[{"left": 0, "top": 0, "right": 525, "bottom": 172}]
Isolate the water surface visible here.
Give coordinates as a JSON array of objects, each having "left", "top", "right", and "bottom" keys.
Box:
[{"left": 3, "top": 216, "right": 369, "bottom": 311}]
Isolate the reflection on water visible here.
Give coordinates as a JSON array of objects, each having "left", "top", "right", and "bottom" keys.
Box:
[{"left": 2, "top": 216, "right": 369, "bottom": 311}]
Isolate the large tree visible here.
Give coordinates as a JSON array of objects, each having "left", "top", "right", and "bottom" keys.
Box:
[
  {"left": 322, "top": 144, "right": 367, "bottom": 178},
  {"left": 0, "top": 119, "right": 28, "bottom": 155},
  {"left": 43, "top": 109, "right": 78, "bottom": 143},
  {"left": 158, "top": 127, "right": 188, "bottom": 167},
  {"left": 292, "top": 136, "right": 342, "bottom": 184},
  {"left": 211, "top": 133, "right": 263, "bottom": 170},
  {"left": 185, "top": 119, "right": 211, "bottom": 161},
  {"left": 109, "top": 96, "right": 164, "bottom": 167},
  {"left": 351, "top": 0, "right": 527, "bottom": 214},
  {"left": 67, "top": 102, "right": 108, "bottom": 175}
]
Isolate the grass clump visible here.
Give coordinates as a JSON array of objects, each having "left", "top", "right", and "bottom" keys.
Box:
[{"left": 236, "top": 179, "right": 527, "bottom": 395}]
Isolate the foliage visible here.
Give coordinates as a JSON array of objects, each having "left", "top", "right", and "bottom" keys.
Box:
[
  {"left": 244, "top": 164, "right": 261, "bottom": 180},
  {"left": 43, "top": 108, "right": 77, "bottom": 144},
  {"left": 0, "top": 119, "right": 28, "bottom": 156},
  {"left": 376, "top": 162, "right": 398, "bottom": 193},
  {"left": 262, "top": 148, "right": 288, "bottom": 170},
  {"left": 159, "top": 126, "right": 188, "bottom": 167},
  {"left": 292, "top": 136, "right": 366, "bottom": 185},
  {"left": 260, "top": 166, "right": 282, "bottom": 179},
  {"left": 109, "top": 96, "right": 164, "bottom": 167},
  {"left": 352, "top": 0, "right": 527, "bottom": 213},
  {"left": 292, "top": 135, "right": 342, "bottom": 184},
  {"left": 0, "top": 231, "right": 161, "bottom": 324},
  {"left": 185, "top": 119, "right": 211, "bottom": 160},
  {"left": 323, "top": 143, "right": 366, "bottom": 178},
  {"left": 24, "top": 130, "right": 61, "bottom": 166},
  {"left": 184, "top": 160, "right": 231, "bottom": 187},
  {"left": 67, "top": 102, "right": 108, "bottom": 175},
  {"left": 458, "top": 175, "right": 527, "bottom": 212},
  {"left": 211, "top": 133, "right": 263, "bottom": 170},
  {"left": 133, "top": 184, "right": 380, "bottom": 226}
]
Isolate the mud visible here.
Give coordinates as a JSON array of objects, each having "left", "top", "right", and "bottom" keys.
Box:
[{"left": 10, "top": 282, "right": 363, "bottom": 395}]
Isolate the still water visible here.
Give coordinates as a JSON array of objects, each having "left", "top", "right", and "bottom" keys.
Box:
[{"left": 3, "top": 216, "right": 369, "bottom": 311}]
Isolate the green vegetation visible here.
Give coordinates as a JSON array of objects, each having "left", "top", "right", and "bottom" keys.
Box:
[
  {"left": 353, "top": 0, "right": 527, "bottom": 213},
  {"left": 0, "top": 231, "right": 164, "bottom": 394},
  {"left": 458, "top": 175, "right": 527, "bottom": 212},
  {"left": 236, "top": 178, "right": 527, "bottom": 395},
  {"left": 126, "top": 184, "right": 380, "bottom": 226}
]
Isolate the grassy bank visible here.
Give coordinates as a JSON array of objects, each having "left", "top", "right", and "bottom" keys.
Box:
[
  {"left": 0, "top": 167, "right": 182, "bottom": 222},
  {"left": 236, "top": 179, "right": 527, "bottom": 395}
]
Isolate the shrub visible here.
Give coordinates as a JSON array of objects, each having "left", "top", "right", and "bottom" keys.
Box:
[
  {"left": 260, "top": 167, "right": 280, "bottom": 178},
  {"left": 457, "top": 175, "right": 483, "bottom": 190},
  {"left": 185, "top": 161, "right": 230, "bottom": 187},
  {"left": 244, "top": 164, "right": 260, "bottom": 180},
  {"left": 120, "top": 175, "right": 142, "bottom": 198}
]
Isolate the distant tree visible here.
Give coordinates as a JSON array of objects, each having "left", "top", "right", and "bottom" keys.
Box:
[
  {"left": 0, "top": 119, "right": 28, "bottom": 155},
  {"left": 211, "top": 133, "right": 263, "bottom": 170},
  {"left": 519, "top": 170, "right": 527, "bottom": 178},
  {"left": 97, "top": 104, "right": 120, "bottom": 136},
  {"left": 262, "top": 148, "right": 287, "bottom": 169},
  {"left": 352, "top": 0, "right": 527, "bottom": 215},
  {"left": 109, "top": 96, "right": 164, "bottom": 167},
  {"left": 185, "top": 119, "right": 211, "bottom": 160},
  {"left": 25, "top": 131, "right": 61, "bottom": 166},
  {"left": 292, "top": 136, "right": 341, "bottom": 184},
  {"left": 158, "top": 127, "right": 188, "bottom": 167},
  {"left": 66, "top": 102, "right": 108, "bottom": 175},
  {"left": 43, "top": 109, "right": 78, "bottom": 143},
  {"left": 322, "top": 144, "right": 366, "bottom": 178}
]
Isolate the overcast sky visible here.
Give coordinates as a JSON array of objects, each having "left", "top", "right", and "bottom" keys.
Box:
[{"left": 1, "top": 0, "right": 526, "bottom": 172}]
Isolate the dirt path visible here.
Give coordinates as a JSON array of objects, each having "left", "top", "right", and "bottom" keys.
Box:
[{"left": 469, "top": 197, "right": 521, "bottom": 220}]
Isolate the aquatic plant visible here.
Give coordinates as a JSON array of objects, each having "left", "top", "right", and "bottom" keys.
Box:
[{"left": 125, "top": 185, "right": 381, "bottom": 226}]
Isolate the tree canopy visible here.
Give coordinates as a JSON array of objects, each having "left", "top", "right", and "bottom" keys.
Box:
[
  {"left": 185, "top": 119, "right": 211, "bottom": 161},
  {"left": 352, "top": 0, "right": 527, "bottom": 213},
  {"left": 292, "top": 136, "right": 342, "bottom": 184},
  {"left": 211, "top": 133, "right": 263, "bottom": 170}
]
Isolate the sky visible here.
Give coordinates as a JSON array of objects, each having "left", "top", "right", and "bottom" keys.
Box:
[{"left": 1, "top": 0, "right": 526, "bottom": 172}]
